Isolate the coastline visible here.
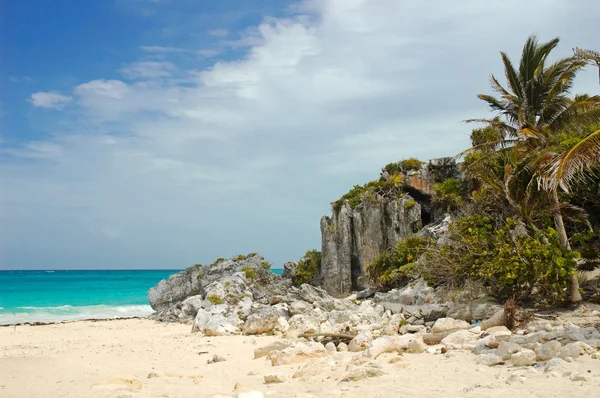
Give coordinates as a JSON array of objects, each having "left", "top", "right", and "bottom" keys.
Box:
[{"left": 1, "top": 318, "right": 599, "bottom": 398}]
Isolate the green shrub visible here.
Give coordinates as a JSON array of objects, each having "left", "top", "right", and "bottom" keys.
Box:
[
  {"left": 399, "top": 158, "right": 424, "bottom": 172},
  {"left": 247, "top": 252, "right": 259, "bottom": 257},
  {"left": 207, "top": 294, "right": 224, "bottom": 305},
  {"left": 331, "top": 178, "right": 406, "bottom": 213},
  {"left": 404, "top": 199, "right": 416, "bottom": 210},
  {"left": 197, "top": 271, "right": 205, "bottom": 280},
  {"left": 421, "top": 215, "right": 578, "bottom": 302},
  {"left": 366, "top": 235, "right": 429, "bottom": 290},
  {"left": 233, "top": 254, "right": 247, "bottom": 262},
  {"left": 294, "top": 250, "right": 322, "bottom": 286},
  {"left": 433, "top": 178, "right": 466, "bottom": 211},
  {"left": 241, "top": 266, "right": 256, "bottom": 279},
  {"left": 260, "top": 261, "right": 272, "bottom": 270}
]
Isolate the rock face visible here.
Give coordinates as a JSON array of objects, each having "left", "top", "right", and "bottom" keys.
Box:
[
  {"left": 148, "top": 254, "right": 291, "bottom": 318},
  {"left": 317, "top": 158, "right": 460, "bottom": 296}
]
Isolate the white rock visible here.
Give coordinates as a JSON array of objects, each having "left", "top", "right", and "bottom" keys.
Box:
[
  {"left": 348, "top": 332, "right": 373, "bottom": 352},
  {"left": 268, "top": 342, "right": 329, "bottom": 366},
  {"left": 510, "top": 349, "right": 536, "bottom": 366},
  {"left": 325, "top": 342, "right": 337, "bottom": 352},
  {"left": 337, "top": 342, "right": 348, "bottom": 352},
  {"left": 497, "top": 341, "right": 521, "bottom": 360},
  {"left": 243, "top": 307, "right": 287, "bottom": 335},
  {"left": 254, "top": 341, "right": 293, "bottom": 359},
  {"left": 535, "top": 340, "right": 562, "bottom": 361},
  {"left": 487, "top": 326, "right": 512, "bottom": 342},
  {"left": 558, "top": 343, "right": 581, "bottom": 360},
  {"left": 287, "top": 314, "right": 320, "bottom": 334},
  {"left": 406, "top": 335, "right": 427, "bottom": 353},
  {"left": 431, "top": 318, "right": 470, "bottom": 333},
  {"left": 381, "top": 313, "right": 406, "bottom": 335},
  {"left": 479, "top": 352, "right": 504, "bottom": 366},
  {"left": 192, "top": 306, "right": 241, "bottom": 336},
  {"left": 441, "top": 330, "right": 478, "bottom": 350},
  {"left": 544, "top": 358, "right": 567, "bottom": 372},
  {"left": 406, "top": 325, "right": 427, "bottom": 334}
]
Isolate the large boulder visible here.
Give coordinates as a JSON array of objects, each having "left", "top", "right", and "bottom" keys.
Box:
[
  {"left": 191, "top": 304, "right": 241, "bottom": 336},
  {"left": 148, "top": 254, "right": 292, "bottom": 320},
  {"left": 242, "top": 306, "right": 290, "bottom": 335}
]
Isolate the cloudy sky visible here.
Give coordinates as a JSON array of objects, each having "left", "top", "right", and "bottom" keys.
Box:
[{"left": 1, "top": 0, "right": 598, "bottom": 270}]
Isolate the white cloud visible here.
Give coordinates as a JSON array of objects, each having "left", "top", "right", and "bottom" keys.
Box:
[
  {"left": 119, "top": 61, "right": 176, "bottom": 79},
  {"left": 4, "top": 0, "right": 600, "bottom": 269},
  {"left": 140, "top": 45, "right": 187, "bottom": 53},
  {"left": 29, "top": 92, "right": 72, "bottom": 109}
]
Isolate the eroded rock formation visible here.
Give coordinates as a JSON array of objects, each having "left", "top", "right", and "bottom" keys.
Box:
[{"left": 317, "top": 157, "right": 460, "bottom": 296}]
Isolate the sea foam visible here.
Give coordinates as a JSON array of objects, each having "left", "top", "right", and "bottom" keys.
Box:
[{"left": 0, "top": 304, "right": 154, "bottom": 325}]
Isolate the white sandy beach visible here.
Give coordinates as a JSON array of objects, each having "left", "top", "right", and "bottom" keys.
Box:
[{"left": 1, "top": 318, "right": 599, "bottom": 398}]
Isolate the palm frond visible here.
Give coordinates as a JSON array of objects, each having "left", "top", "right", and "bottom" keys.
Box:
[{"left": 543, "top": 129, "right": 600, "bottom": 191}]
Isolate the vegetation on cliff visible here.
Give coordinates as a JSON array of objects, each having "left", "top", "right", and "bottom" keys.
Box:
[{"left": 364, "top": 35, "right": 600, "bottom": 304}]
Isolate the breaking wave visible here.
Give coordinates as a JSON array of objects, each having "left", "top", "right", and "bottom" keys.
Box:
[{"left": 0, "top": 304, "right": 154, "bottom": 325}]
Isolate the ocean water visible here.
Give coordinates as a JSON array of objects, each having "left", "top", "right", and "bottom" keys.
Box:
[{"left": 0, "top": 268, "right": 284, "bottom": 325}]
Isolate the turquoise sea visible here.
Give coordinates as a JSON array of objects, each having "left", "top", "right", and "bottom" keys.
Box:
[{"left": 0, "top": 268, "right": 284, "bottom": 325}]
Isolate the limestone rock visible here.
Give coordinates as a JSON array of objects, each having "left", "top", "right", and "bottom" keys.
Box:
[
  {"left": 337, "top": 342, "right": 348, "bottom": 352},
  {"left": 441, "top": 330, "right": 478, "bottom": 350},
  {"left": 287, "top": 314, "right": 320, "bottom": 334},
  {"left": 293, "top": 358, "right": 336, "bottom": 381},
  {"left": 544, "top": 358, "right": 567, "bottom": 372},
  {"left": 510, "top": 349, "right": 536, "bottom": 366},
  {"left": 254, "top": 341, "right": 293, "bottom": 359},
  {"left": 374, "top": 279, "right": 439, "bottom": 306},
  {"left": 381, "top": 313, "right": 406, "bottom": 335},
  {"left": 243, "top": 307, "right": 289, "bottom": 335},
  {"left": 192, "top": 305, "right": 241, "bottom": 336},
  {"left": 264, "top": 374, "right": 287, "bottom": 384},
  {"left": 288, "top": 300, "right": 313, "bottom": 316},
  {"left": 356, "top": 287, "right": 377, "bottom": 299},
  {"left": 479, "top": 353, "right": 504, "bottom": 366},
  {"left": 348, "top": 333, "right": 373, "bottom": 352},
  {"left": 318, "top": 194, "right": 422, "bottom": 296},
  {"left": 282, "top": 261, "right": 298, "bottom": 279},
  {"left": 497, "top": 341, "right": 521, "bottom": 360},
  {"left": 535, "top": 340, "right": 562, "bottom": 361},
  {"left": 325, "top": 342, "right": 337, "bottom": 352},
  {"left": 341, "top": 368, "right": 385, "bottom": 382},
  {"left": 268, "top": 342, "right": 329, "bottom": 366},
  {"left": 558, "top": 343, "right": 582, "bottom": 360},
  {"left": 431, "top": 318, "right": 470, "bottom": 334}
]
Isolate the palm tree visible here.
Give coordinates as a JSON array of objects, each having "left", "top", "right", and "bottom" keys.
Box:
[{"left": 473, "top": 35, "right": 600, "bottom": 302}]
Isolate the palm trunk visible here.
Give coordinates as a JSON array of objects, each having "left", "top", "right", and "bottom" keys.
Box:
[{"left": 551, "top": 189, "right": 582, "bottom": 302}]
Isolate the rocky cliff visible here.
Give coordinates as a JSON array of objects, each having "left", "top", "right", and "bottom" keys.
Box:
[{"left": 317, "top": 157, "right": 460, "bottom": 296}]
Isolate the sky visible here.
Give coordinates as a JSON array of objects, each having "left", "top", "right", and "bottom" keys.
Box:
[{"left": 1, "top": 0, "right": 599, "bottom": 270}]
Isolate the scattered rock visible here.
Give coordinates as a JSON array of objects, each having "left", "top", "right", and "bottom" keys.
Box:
[
  {"left": 337, "top": 342, "right": 348, "bottom": 352},
  {"left": 325, "top": 342, "right": 337, "bottom": 352},
  {"left": 510, "top": 349, "right": 536, "bottom": 367},
  {"left": 234, "top": 382, "right": 244, "bottom": 390},
  {"left": 348, "top": 332, "right": 373, "bottom": 352},
  {"left": 268, "top": 342, "right": 329, "bottom": 366},
  {"left": 432, "top": 318, "right": 470, "bottom": 334},
  {"left": 207, "top": 354, "right": 227, "bottom": 364},
  {"left": 479, "top": 353, "right": 504, "bottom": 366},
  {"left": 535, "top": 340, "right": 562, "bottom": 361},
  {"left": 254, "top": 341, "right": 293, "bottom": 359},
  {"left": 558, "top": 343, "right": 581, "bottom": 360},
  {"left": 441, "top": 330, "right": 478, "bottom": 350},
  {"left": 544, "top": 358, "right": 567, "bottom": 373},
  {"left": 497, "top": 341, "right": 521, "bottom": 360},
  {"left": 341, "top": 368, "right": 385, "bottom": 382},
  {"left": 243, "top": 307, "right": 289, "bottom": 335},
  {"left": 264, "top": 374, "right": 287, "bottom": 384},
  {"left": 356, "top": 287, "right": 377, "bottom": 299}
]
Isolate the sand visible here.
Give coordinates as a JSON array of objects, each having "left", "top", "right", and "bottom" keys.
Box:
[{"left": 1, "top": 318, "right": 599, "bottom": 398}]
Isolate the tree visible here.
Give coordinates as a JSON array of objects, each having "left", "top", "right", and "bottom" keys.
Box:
[
  {"left": 472, "top": 35, "right": 600, "bottom": 302},
  {"left": 574, "top": 47, "right": 600, "bottom": 85}
]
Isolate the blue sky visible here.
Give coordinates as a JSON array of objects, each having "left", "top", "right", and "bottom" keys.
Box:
[{"left": 1, "top": 0, "right": 599, "bottom": 270}]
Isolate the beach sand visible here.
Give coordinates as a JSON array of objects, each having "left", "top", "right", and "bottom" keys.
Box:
[{"left": 1, "top": 318, "right": 599, "bottom": 398}]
